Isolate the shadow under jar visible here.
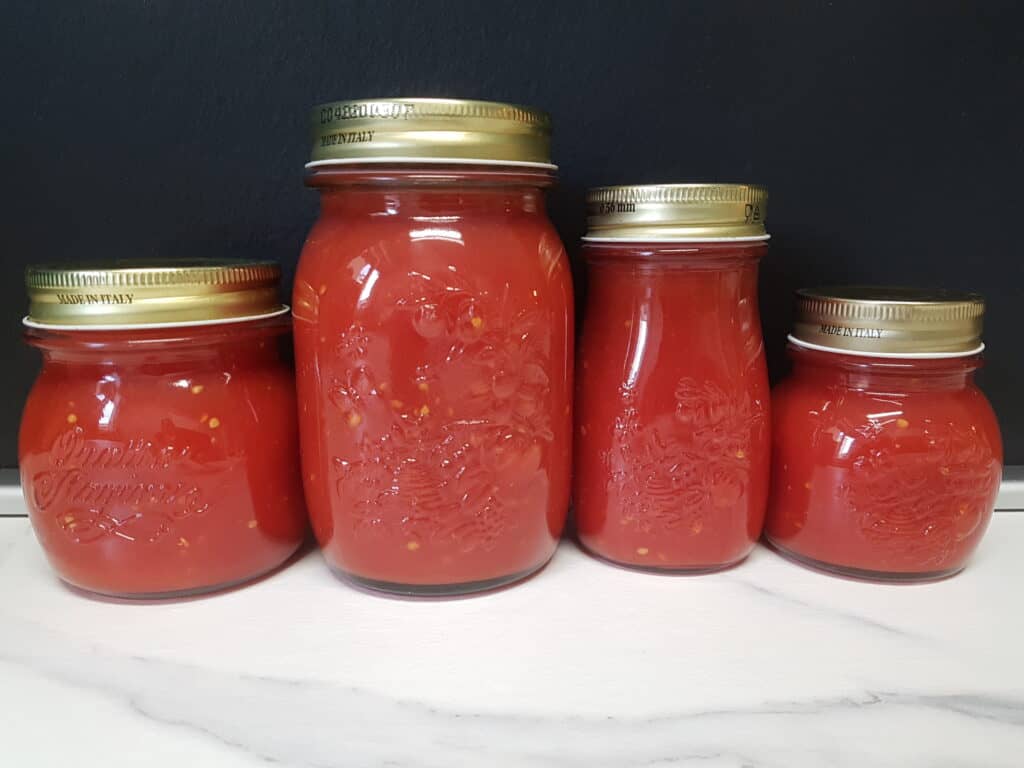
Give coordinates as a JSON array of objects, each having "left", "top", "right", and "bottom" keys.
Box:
[
  {"left": 18, "top": 261, "right": 308, "bottom": 599},
  {"left": 294, "top": 98, "right": 574, "bottom": 596},
  {"left": 765, "top": 287, "right": 1003, "bottom": 581},
  {"left": 575, "top": 184, "right": 771, "bottom": 572}
]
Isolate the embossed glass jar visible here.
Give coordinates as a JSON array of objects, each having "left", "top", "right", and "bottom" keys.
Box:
[
  {"left": 575, "top": 184, "right": 771, "bottom": 571},
  {"left": 294, "top": 98, "right": 573, "bottom": 595},
  {"left": 765, "top": 287, "right": 1002, "bottom": 581},
  {"left": 19, "top": 262, "right": 308, "bottom": 598}
]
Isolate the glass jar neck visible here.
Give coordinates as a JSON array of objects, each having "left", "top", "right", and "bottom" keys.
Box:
[
  {"left": 582, "top": 240, "right": 767, "bottom": 272},
  {"left": 788, "top": 343, "right": 981, "bottom": 393},
  {"left": 307, "top": 164, "right": 555, "bottom": 218}
]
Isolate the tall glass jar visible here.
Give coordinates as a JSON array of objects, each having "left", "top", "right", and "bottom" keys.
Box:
[
  {"left": 575, "top": 184, "right": 770, "bottom": 571},
  {"left": 19, "top": 262, "right": 308, "bottom": 598},
  {"left": 294, "top": 99, "right": 574, "bottom": 596},
  {"left": 765, "top": 287, "right": 1003, "bottom": 580}
]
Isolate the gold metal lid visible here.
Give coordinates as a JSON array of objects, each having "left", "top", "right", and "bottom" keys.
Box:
[
  {"left": 790, "top": 286, "right": 985, "bottom": 358},
  {"left": 308, "top": 97, "right": 554, "bottom": 168},
  {"left": 584, "top": 183, "right": 768, "bottom": 241},
  {"left": 25, "top": 260, "right": 287, "bottom": 329}
]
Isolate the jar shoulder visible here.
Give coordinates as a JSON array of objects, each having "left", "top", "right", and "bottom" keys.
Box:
[
  {"left": 771, "top": 376, "right": 1003, "bottom": 464},
  {"left": 299, "top": 214, "right": 566, "bottom": 272},
  {"left": 295, "top": 214, "right": 571, "bottom": 324},
  {"left": 19, "top": 358, "right": 296, "bottom": 461}
]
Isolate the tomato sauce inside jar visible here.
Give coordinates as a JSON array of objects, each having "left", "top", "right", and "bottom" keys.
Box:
[
  {"left": 18, "top": 262, "right": 308, "bottom": 598},
  {"left": 765, "top": 287, "right": 1003, "bottom": 580},
  {"left": 575, "top": 184, "right": 771, "bottom": 572},
  {"left": 294, "top": 99, "right": 573, "bottom": 595}
]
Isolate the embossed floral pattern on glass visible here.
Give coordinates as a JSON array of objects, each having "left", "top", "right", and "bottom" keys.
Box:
[
  {"left": 575, "top": 242, "right": 770, "bottom": 571},
  {"left": 765, "top": 347, "right": 1002, "bottom": 579},
  {"left": 294, "top": 167, "right": 573, "bottom": 594}
]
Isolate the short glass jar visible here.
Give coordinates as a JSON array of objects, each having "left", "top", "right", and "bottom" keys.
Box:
[
  {"left": 765, "top": 287, "right": 1003, "bottom": 581},
  {"left": 575, "top": 184, "right": 771, "bottom": 571},
  {"left": 19, "top": 262, "right": 308, "bottom": 598},
  {"left": 294, "top": 99, "right": 574, "bottom": 595}
]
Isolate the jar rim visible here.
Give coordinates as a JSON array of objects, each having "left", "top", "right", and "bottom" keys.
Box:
[
  {"left": 582, "top": 235, "right": 771, "bottom": 243},
  {"left": 304, "top": 162, "right": 558, "bottom": 190},
  {"left": 787, "top": 334, "right": 985, "bottom": 360},
  {"left": 306, "top": 157, "right": 557, "bottom": 171},
  {"left": 23, "top": 305, "right": 290, "bottom": 332}
]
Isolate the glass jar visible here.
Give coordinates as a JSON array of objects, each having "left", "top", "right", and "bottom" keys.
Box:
[
  {"left": 18, "top": 262, "right": 308, "bottom": 598},
  {"left": 294, "top": 98, "right": 573, "bottom": 595},
  {"left": 575, "top": 184, "right": 770, "bottom": 571},
  {"left": 765, "top": 287, "right": 1003, "bottom": 580}
]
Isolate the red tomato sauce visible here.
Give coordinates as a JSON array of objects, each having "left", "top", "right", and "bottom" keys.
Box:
[
  {"left": 765, "top": 345, "right": 1002, "bottom": 579},
  {"left": 574, "top": 242, "right": 770, "bottom": 570},
  {"left": 19, "top": 319, "right": 308, "bottom": 597},
  {"left": 294, "top": 167, "right": 573, "bottom": 594}
]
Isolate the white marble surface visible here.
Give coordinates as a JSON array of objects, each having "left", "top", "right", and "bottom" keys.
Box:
[{"left": 1, "top": 488, "right": 1022, "bottom": 767}]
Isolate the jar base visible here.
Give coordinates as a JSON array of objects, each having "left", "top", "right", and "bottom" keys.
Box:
[
  {"left": 329, "top": 559, "right": 550, "bottom": 598},
  {"left": 764, "top": 537, "right": 965, "bottom": 583},
  {"left": 576, "top": 539, "right": 750, "bottom": 575},
  {"left": 56, "top": 543, "right": 305, "bottom": 601}
]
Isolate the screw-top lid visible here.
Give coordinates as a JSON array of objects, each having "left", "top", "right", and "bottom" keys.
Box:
[
  {"left": 25, "top": 260, "right": 287, "bottom": 329},
  {"left": 584, "top": 183, "right": 768, "bottom": 241},
  {"left": 789, "top": 286, "right": 985, "bottom": 358},
  {"left": 308, "top": 98, "right": 554, "bottom": 168}
]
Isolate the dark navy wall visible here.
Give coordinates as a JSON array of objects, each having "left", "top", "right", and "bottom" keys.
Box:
[{"left": 2, "top": 1, "right": 1022, "bottom": 466}]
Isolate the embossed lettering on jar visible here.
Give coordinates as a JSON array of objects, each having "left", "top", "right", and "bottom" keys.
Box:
[
  {"left": 575, "top": 184, "right": 771, "bottom": 571},
  {"left": 294, "top": 98, "right": 573, "bottom": 595},
  {"left": 765, "top": 287, "right": 1003, "bottom": 580},
  {"left": 18, "top": 262, "right": 308, "bottom": 598}
]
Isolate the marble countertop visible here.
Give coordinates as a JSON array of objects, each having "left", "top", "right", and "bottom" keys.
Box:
[{"left": 1, "top": 486, "right": 1022, "bottom": 767}]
